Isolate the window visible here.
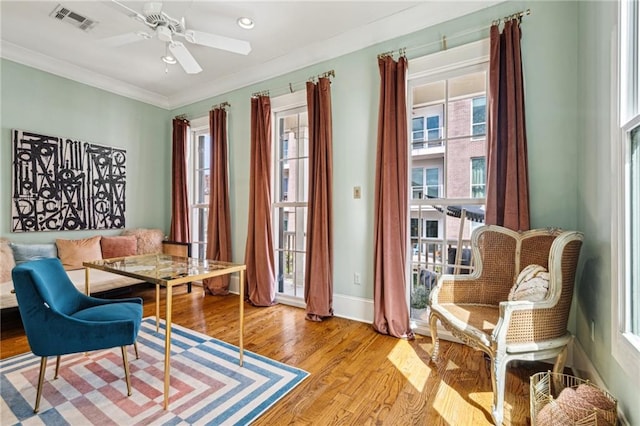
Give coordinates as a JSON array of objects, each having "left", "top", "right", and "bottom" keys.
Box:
[
  {"left": 472, "top": 96, "right": 486, "bottom": 137},
  {"left": 412, "top": 167, "right": 441, "bottom": 199},
  {"left": 272, "top": 96, "right": 308, "bottom": 300},
  {"left": 471, "top": 157, "right": 486, "bottom": 198},
  {"left": 412, "top": 105, "right": 444, "bottom": 150},
  {"left": 631, "top": 126, "right": 639, "bottom": 334},
  {"left": 412, "top": 115, "right": 441, "bottom": 142},
  {"left": 613, "top": 0, "right": 640, "bottom": 379},
  {"left": 426, "top": 168, "right": 440, "bottom": 198},
  {"left": 188, "top": 120, "right": 210, "bottom": 260},
  {"left": 407, "top": 39, "right": 489, "bottom": 329},
  {"left": 412, "top": 117, "right": 425, "bottom": 142},
  {"left": 411, "top": 168, "right": 424, "bottom": 199},
  {"left": 426, "top": 116, "right": 441, "bottom": 140}
]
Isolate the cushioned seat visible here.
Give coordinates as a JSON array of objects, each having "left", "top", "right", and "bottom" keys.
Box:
[
  {"left": 72, "top": 302, "right": 143, "bottom": 323},
  {"left": 12, "top": 258, "right": 143, "bottom": 413}
]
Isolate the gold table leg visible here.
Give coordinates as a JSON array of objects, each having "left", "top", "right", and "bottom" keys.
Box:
[
  {"left": 84, "top": 268, "right": 90, "bottom": 295},
  {"left": 163, "top": 284, "right": 172, "bottom": 410},
  {"left": 239, "top": 268, "right": 245, "bottom": 366},
  {"left": 155, "top": 283, "right": 160, "bottom": 333}
]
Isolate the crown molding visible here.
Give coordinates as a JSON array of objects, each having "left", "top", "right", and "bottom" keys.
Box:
[
  {"left": 167, "top": 1, "right": 502, "bottom": 109},
  {"left": 0, "top": 40, "right": 171, "bottom": 109},
  {"left": 2, "top": 1, "right": 502, "bottom": 111}
]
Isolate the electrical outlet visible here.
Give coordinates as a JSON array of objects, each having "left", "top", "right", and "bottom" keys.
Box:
[
  {"left": 354, "top": 272, "right": 361, "bottom": 285},
  {"left": 353, "top": 186, "right": 361, "bottom": 199}
]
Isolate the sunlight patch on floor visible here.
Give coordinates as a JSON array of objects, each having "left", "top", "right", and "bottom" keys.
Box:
[
  {"left": 386, "top": 339, "right": 431, "bottom": 392},
  {"left": 433, "top": 380, "right": 467, "bottom": 424}
]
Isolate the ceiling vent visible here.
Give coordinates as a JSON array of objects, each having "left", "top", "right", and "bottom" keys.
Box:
[{"left": 50, "top": 4, "right": 98, "bottom": 32}]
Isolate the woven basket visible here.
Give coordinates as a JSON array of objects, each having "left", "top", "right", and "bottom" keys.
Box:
[{"left": 530, "top": 372, "right": 617, "bottom": 426}]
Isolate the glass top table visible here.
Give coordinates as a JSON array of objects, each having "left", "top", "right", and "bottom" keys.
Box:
[{"left": 84, "top": 253, "right": 246, "bottom": 410}]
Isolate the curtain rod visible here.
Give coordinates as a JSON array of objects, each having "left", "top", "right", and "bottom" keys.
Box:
[
  {"left": 173, "top": 101, "right": 231, "bottom": 121},
  {"left": 251, "top": 69, "right": 335, "bottom": 98},
  {"left": 378, "top": 8, "right": 531, "bottom": 58},
  {"left": 212, "top": 101, "right": 231, "bottom": 110}
]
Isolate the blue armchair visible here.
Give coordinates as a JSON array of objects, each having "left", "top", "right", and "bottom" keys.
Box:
[{"left": 11, "top": 258, "right": 143, "bottom": 413}]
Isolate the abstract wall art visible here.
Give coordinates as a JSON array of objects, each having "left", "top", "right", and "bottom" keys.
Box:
[{"left": 11, "top": 129, "right": 126, "bottom": 232}]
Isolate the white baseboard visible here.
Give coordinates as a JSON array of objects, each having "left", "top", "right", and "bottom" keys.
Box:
[
  {"left": 228, "top": 276, "right": 375, "bottom": 323},
  {"left": 332, "top": 293, "right": 374, "bottom": 323}
]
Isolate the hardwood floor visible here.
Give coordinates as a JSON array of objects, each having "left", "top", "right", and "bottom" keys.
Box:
[{"left": 0, "top": 284, "right": 545, "bottom": 425}]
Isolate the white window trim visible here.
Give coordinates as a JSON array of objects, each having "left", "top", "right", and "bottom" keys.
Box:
[
  {"left": 188, "top": 117, "right": 209, "bottom": 259},
  {"left": 271, "top": 90, "right": 306, "bottom": 208},
  {"left": 271, "top": 91, "right": 307, "bottom": 302},
  {"left": 611, "top": 0, "right": 640, "bottom": 383}
]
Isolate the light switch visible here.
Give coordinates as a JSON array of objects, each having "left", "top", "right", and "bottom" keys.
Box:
[{"left": 353, "top": 186, "right": 361, "bottom": 199}]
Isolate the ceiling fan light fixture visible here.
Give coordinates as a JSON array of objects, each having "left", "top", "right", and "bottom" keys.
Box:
[
  {"left": 161, "top": 43, "right": 177, "bottom": 65},
  {"left": 161, "top": 55, "right": 177, "bottom": 65},
  {"left": 237, "top": 17, "right": 254, "bottom": 30}
]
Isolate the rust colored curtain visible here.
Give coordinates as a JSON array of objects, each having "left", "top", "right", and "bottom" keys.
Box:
[
  {"left": 203, "top": 108, "right": 233, "bottom": 295},
  {"left": 485, "top": 19, "right": 530, "bottom": 231},
  {"left": 372, "top": 56, "right": 414, "bottom": 339},
  {"left": 304, "top": 77, "right": 334, "bottom": 321},
  {"left": 244, "top": 95, "right": 276, "bottom": 306},
  {"left": 169, "top": 118, "right": 190, "bottom": 243}
]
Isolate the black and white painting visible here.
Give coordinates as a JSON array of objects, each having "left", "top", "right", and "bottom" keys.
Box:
[{"left": 12, "top": 129, "right": 126, "bottom": 232}]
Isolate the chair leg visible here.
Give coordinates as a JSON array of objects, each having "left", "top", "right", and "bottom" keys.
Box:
[
  {"left": 34, "top": 357, "right": 47, "bottom": 413},
  {"left": 133, "top": 342, "right": 139, "bottom": 359},
  {"left": 552, "top": 346, "right": 569, "bottom": 391},
  {"left": 121, "top": 346, "right": 132, "bottom": 396},
  {"left": 491, "top": 353, "right": 508, "bottom": 426},
  {"left": 553, "top": 345, "right": 568, "bottom": 375},
  {"left": 429, "top": 313, "right": 440, "bottom": 361},
  {"left": 54, "top": 355, "right": 61, "bottom": 379}
]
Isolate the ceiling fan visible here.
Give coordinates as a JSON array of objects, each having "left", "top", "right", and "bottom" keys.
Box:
[{"left": 105, "top": 1, "right": 252, "bottom": 74}]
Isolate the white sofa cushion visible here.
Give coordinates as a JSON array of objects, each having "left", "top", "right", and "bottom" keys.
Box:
[{"left": 1, "top": 269, "right": 144, "bottom": 310}]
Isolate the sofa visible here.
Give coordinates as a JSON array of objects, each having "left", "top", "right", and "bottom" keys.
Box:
[{"left": 0, "top": 228, "right": 165, "bottom": 310}]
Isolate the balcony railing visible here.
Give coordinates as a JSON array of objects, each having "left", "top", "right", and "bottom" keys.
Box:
[{"left": 410, "top": 236, "right": 474, "bottom": 315}]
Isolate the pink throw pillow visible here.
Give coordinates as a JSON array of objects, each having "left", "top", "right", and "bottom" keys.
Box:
[
  {"left": 101, "top": 235, "right": 138, "bottom": 259},
  {"left": 56, "top": 236, "right": 103, "bottom": 270}
]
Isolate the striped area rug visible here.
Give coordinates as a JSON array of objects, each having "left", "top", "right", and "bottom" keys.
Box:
[{"left": 1, "top": 318, "right": 308, "bottom": 425}]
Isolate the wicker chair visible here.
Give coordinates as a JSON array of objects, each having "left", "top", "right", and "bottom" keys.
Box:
[{"left": 428, "top": 225, "right": 583, "bottom": 425}]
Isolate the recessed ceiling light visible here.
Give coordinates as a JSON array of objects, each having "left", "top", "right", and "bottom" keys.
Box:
[{"left": 237, "top": 17, "right": 254, "bottom": 30}]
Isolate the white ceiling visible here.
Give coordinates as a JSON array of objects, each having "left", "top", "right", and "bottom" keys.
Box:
[{"left": 0, "top": 1, "right": 500, "bottom": 109}]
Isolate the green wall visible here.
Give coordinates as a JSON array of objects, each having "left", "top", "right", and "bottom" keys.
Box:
[
  {"left": 1, "top": 0, "right": 636, "bottom": 423},
  {"left": 576, "top": 1, "right": 639, "bottom": 424},
  {"left": 0, "top": 59, "right": 172, "bottom": 243},
  {"left": 171, "top": 1, "right": 637, "bottom": 422},
  {"left": 172, "top": 0, "right": 581, "bottom": 299}
]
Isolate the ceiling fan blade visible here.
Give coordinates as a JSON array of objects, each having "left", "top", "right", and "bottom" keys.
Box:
[
  {"left": 99, "top": 31, "right": 153, "bottom": 47},
  {"left": 169, "top": 42, "right": 203, "bottom": 74},
  {"left": 182, "top": 30, "right": 251, "bottom": 55},
  {"left": 110, "top": 0, "right": 148, "bottom": 25}
]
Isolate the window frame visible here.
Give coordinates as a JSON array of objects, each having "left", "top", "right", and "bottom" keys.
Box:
[
  {"left": 187, "top": 116, "right": 209, "bottom": 259},
  {"left": 271, "top": 91, "right": 308, "bottom": 305},
  {"left": 611, "top": 0, "right": 640, "bottom": 381},
  {"left": 407, "top": 39, "right": 490, "bottom": 333},
  {"left": 470, "top": 156, "right": 486, "bottom": 198},
  {"left": 471, "top": 95, "right": 487, "bottom": 138}
]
